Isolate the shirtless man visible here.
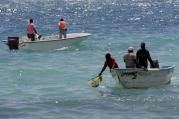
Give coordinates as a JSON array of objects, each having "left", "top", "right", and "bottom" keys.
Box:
[{"left": 27, "top": 19, "right": 38, "bottom": 41}]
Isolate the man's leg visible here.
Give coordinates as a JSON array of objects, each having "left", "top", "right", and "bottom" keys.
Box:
[
  {"left": 59, "top": 30, "right": 63, "bottom": 39},
  {"left": 64, "top": 29, "right": 67, "bottom": 38},
  {"left": 31, "top": 34, "right": 35, "bottom": 41},
  {"left": 27, "top": 34, "right": 35, "bottom": 41}
]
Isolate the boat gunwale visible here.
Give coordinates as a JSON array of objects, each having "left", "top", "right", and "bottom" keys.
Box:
[
  {"left": 112, "top": 65, "right": 175, "bottom": 71},
  {"left": 23, "top": 33, "right": 91, "bottom": 43}
]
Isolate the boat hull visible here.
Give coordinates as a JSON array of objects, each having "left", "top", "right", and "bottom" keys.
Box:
[
  {"left": 5, "top": 33, "right": 91, "bottom": 51},
  {"left": 110, "top": 66, "right": 174, "bottom": 88}
]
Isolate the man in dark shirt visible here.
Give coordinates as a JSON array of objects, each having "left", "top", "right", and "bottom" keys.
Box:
[{"left": 136, "top": 42, "right": 154, "bottom": 68}]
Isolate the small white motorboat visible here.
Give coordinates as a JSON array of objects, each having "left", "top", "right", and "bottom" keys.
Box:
[
  {"left": 5, "top": 32, "right": 91, "bottom": 51},
  {"left": 110, "top": 65, "right": 175, "bottom": 88}
]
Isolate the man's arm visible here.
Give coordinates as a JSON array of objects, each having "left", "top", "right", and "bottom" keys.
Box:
[
  {"left": 133, "top": 57, "right": 137, "bottom": 65},
  {"left": 33, "top": 24, "right": 38, "bottom": 34},
  {"left": 123, "top": 55, "right": 126, "bottom": 62},
  {"left": 136, "top": 51, "right": 139, "bottom": 64},
  {"left": 33, "top": 27, "right": 38, "bottom": 34},
  {"left": 99, "top": 61, "right": 107, "bottom": 76},
  {"left": 136, "top": 51, "right": 141, "bottom": 68},
  {"left": 147, "top": 51, "right": 155, "bottom": 68}
]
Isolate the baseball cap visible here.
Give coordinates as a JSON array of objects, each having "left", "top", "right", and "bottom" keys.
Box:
[{"left": 128, "top": 47, "right": 134, "bottom": 51}]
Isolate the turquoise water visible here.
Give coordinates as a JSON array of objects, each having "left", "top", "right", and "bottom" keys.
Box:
[{"left": 0, "top": 0, "right": 179, "bottom": 118}]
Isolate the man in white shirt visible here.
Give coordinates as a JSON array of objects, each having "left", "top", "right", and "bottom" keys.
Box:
[{"left": 123, "top": 47, "right": 137, "bottom": 68}]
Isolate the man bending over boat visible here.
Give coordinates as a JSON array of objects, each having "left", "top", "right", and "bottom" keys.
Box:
[
  {"left": 99, "top": 53, "right": 119, "bottom": 76},
  {"left": 136, "top": 42, "right": 154, "bottom": 68},
  {"left": 27, "top": 19, "right": 39, "bottom": 41},
  {"left": 123, "top": 47, "right": 137, "bottom": 68},
  {"left": 58, "top": 18, "right": 68, "bottom": 39}
]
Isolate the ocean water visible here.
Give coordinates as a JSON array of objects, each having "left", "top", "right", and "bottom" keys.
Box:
[{"left": 0, "top": 0, "right": 179, "bottom": 118}]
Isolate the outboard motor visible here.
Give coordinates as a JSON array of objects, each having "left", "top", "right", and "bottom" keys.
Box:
[
  {"left": 151, "top": 60, "right": 159, "bottom": 68},
  {"left": 7, "top": 37, "right": 19, "bottom": 50}
]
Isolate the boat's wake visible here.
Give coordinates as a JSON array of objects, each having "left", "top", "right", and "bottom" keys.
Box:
[{"left": 55, "top": 47, "right": 69, "bottom": 51}]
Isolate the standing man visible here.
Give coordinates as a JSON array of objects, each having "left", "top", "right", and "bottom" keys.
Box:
[
  {"left": 58, "top": 18, "right": 67, "bottom": 39},
  {"left": 99, "top": 53, "right": 119, "bottom": 76},
  {"left": 136, "top": 42, "right": 154, "bottom": 68},
  {"left": 123, "top": 47, "right": 137, "bottom": 68},
  {"left": 27, "top": 19, "right": 38, "bottom": 41}
]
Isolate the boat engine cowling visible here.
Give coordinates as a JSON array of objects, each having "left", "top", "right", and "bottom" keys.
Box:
[
  {"left": 7, "top": 37, "right": 19, "bottom": 50},
  {"left": 151, "top": 60, "right": 159, "bottom": 68}
]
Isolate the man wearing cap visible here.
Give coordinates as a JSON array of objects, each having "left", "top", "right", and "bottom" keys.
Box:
[{"left": 123, "top": 47, "right": 137, "bottom": 68}]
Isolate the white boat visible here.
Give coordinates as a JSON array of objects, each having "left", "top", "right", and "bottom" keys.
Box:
[
  {"left": 5, "top": 33, "right": 91, "bottom": 51},
  {"left": 110, "top": 65, "right": 175, "bottom": 88}
]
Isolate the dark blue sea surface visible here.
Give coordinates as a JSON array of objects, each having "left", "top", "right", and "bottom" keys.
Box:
[{"left": 0, "top": 0, "right": 179, "bottom": 118}]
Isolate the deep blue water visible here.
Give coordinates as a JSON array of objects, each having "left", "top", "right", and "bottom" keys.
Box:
[{"left": 0, "top": 0, "right": 179, "bottom": 118}]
